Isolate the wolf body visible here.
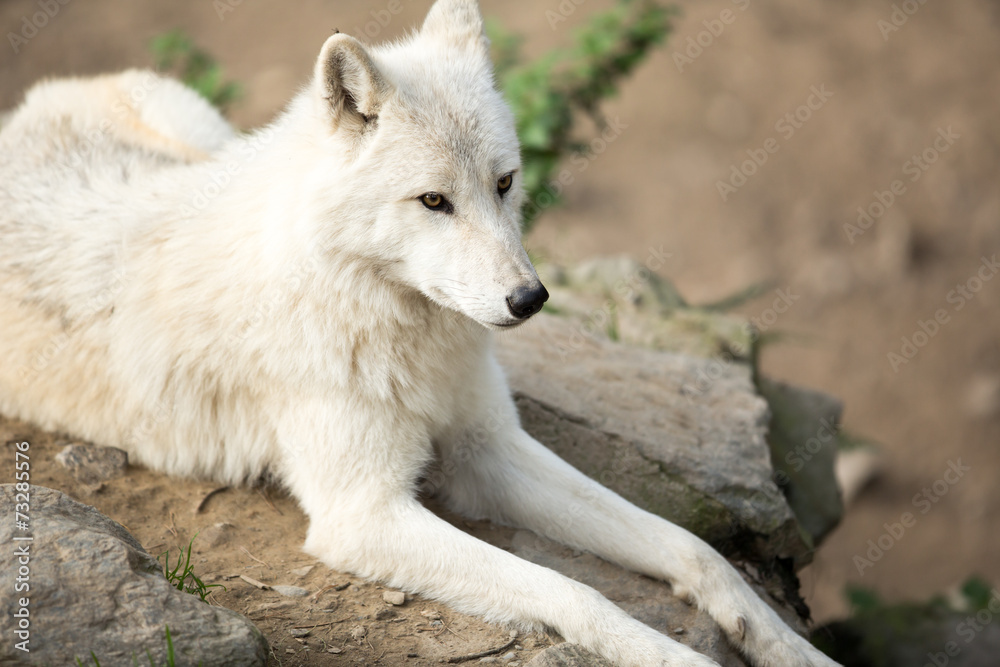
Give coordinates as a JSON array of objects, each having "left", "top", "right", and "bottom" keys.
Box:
[{"left": 0, "top": 2, "right": 839, "bottom": 665}]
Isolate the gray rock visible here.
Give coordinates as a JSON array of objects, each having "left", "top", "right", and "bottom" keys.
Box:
[
  {"left": 55, "top": 442, "right": 128, "bottom": 484},
  {"left": 525, "top": 643, "right": 613, "bottom": 667},
  {"left": 513, "top": 532, "right": 749, "bottom": 666},
  {"left": 0, "top": 485, "right": 268, "bottom": 666},
  {"left": 496, "top": 313, "right": 808, "bottom": 566},
  {"left": 271, "top": 585, "right": 309, "bottom": 598},
  {"left": 814, "top": 589, "right": 1000, "bottom": 667},
  {"left": 758, "top": 377, "right": 844, "bottom": 548}
]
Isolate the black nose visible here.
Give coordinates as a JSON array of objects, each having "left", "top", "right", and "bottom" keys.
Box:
[{"left": 506, "top": 282, "right": 549, "bottom": 319}]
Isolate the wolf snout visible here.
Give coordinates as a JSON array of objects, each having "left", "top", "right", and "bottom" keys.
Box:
[{"left": 506, "top": 282, "right": 549, "bottom": 319}]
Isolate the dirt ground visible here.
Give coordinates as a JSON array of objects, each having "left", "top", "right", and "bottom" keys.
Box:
[{"left": 1, "top": 0, "right": 998, "bottom": 655}]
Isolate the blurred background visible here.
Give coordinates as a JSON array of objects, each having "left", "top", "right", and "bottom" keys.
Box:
[{"left": 2, "top": 0, "right": 998, "bottom": 646}]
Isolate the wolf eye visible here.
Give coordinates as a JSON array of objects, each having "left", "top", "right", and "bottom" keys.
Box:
[
  {"left": 497, "top": 173, "right": 513, "bottom": 196},
  {"left": 420, "top": 192, "right": 451, "bottom": 213}
]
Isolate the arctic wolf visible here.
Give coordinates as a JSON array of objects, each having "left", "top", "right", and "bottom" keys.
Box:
[{"left": 0, "top": 2, "right": 839, "bottom": 665}]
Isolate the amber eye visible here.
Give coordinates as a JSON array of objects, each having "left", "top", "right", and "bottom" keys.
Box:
[
  {"left": 497, "top": 172, "right": 513, "bottom": 196},
  {"left": 420, "top": 192, "right": 451, "bottom": 212}
]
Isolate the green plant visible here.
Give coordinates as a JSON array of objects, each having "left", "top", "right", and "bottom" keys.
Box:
[
  {"left": 489, "top": 0, "right": 676, "bottom": 232},
  {"left": 150, "top": 30, "right": 241, "bottom": 112},
  {"left": 158, "top": 536, "right": 225, "bottom": 602},
  {"left": 149, "top": 1, "right": 673, "bottom": 231}
]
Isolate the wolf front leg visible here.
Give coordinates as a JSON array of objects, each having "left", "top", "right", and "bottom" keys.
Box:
[
  {"left": 277, "top": 402, "right": 719, "bottom": 667},
  {"left": 433, "top": 381, "right": 841, "bottom": 667}
]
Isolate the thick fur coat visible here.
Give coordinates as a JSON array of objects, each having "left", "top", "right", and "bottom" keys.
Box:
[{"left": 0, "top": 2, "right": 840, "bottom": 665}]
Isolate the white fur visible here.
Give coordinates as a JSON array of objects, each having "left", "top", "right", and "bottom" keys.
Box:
[{"left": 0, "top": 2, "right": 840, "bottom": 665}]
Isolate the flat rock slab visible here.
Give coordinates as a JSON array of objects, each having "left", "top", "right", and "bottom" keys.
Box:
[
  {"left": 496, "top": 313, "right": 807, "bottom": 564},
  {"left": 0, "top": 485, "right": 268, "bottom": 666}
]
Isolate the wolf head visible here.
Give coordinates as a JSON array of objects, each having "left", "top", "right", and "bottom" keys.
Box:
[{"left": 298, "top": 0, "right": 547, "bottom": 330}]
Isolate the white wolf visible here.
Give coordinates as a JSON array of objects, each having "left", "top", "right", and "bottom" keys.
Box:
[{"left": 0, "top": 2, "right": 840, "bottom": 665}]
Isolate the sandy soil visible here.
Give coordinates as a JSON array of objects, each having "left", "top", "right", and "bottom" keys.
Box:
[{"left": 1, "top": 0, "right": 998, "bottom": 652}]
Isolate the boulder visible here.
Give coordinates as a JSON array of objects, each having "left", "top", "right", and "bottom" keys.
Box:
[
  {"left": 758, "top": 377, "right": 844, "bottom": 547},
  {"left": 514, "top": 532, "right": 751, "bottom": 666},
  {"left": 0, "top": 485, "right": 268, "bottom": 666},
  {"left": 496, "top": 313, "right": 809, "bottom": 567}
]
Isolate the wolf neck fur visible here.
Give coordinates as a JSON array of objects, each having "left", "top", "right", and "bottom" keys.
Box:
[{"left": 138, "top": 99, "right": 489, "bottom": 400}]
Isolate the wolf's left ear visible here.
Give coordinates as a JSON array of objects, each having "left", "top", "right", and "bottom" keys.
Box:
[
  {"left": 314, "top": 33, "right": 389, "bottom": 131},
  {"left": 421, "top": 0, "right": 489, "bottom": 56}
]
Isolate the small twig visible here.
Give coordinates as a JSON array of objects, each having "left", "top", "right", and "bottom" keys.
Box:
[
  {"left": 164, "top": 511, "right": 179, "bottom": 539},
  {"left": 256, "top": 487, "right": 284, "bottom": 515},
  {"left": 195, "top": 486, "right": 229, "bottom": 513},
  {"left": 292, "top": 621, "right": 338, "bottom": 630},
  {"left": 240, "top": 546, "right": 271, "bottom": 568},
  {"left": 443, "top": 632, "right": 517, "bottom": 663},
  {"left": 239, "top": 574, "right": 270, "bottom": 590}
]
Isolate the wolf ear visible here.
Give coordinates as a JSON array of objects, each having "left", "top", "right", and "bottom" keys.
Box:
[
  {"left": 314, "top": 33, "right": 389, "bottom": 130},
  {"left": 421, "top": 0, "right": 489, "bottom": 55}
]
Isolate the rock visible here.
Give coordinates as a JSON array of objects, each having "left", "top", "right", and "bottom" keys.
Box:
[
  {"left": 0, "top": 485, "right": 268, "bottom": 666},
  {"left": 272, "top": 585, "right": 309, "bottom": 598},
  {"left": 814, "top": 584, "right": 1000, "bottom": 667},
  {"left": 568, "top": 255, "right": 687, "bottom": 313},
  {"left": 835, "top": 446, "right": 882, "bottom": 506},
  {"left": 537, "top": 258, "right": 753, "bottom": 360},
  {"left": 525, "top": 643, "right": 613, "bottom": 667},
  {"left": 496, "top": 313, "right": 808, "bottom": 566},
  {"left": 201, "top": 521, "right": 235, "bottom": 548},
  {"left": 382, "top": 590, "right": 406, "bottom": 606},
  {"left": 757, "top": 377, "right": 844, "bottom": 550},
  {"left": 513, "top": 532, "right": 753, "bottom": 666},
  {"left": 54, "top": 442, "right": 128, "bottom": 484},
  {"left": 290, "top": 564, "right": 315, "bottom": 578}
]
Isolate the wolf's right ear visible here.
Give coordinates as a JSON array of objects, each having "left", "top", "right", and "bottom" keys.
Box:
[{"left": 313, "top": 33, "right": 389, "bottom": 131}]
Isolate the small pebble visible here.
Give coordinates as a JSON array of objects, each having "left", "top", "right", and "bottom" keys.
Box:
[
  {"left": 272, "top": 585, "right": 309, "bottom": 598},
  {"left": 327, "top": 647, "right": 343, "bottom": 654},
  {"left": 291, "top": 565, "right": 315, "bottom": 578},
  {"left": 383, "top": 590, "right": 406, "bottom": 606},
  {"left": 673, "top": 627, "right": 685, "bottom": 634},
  {"left": 289, "top": 628, "right": 310, "bottom": 638},
  {"left": 501, "top": 651, "right": 517, "bottom": 661}
]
